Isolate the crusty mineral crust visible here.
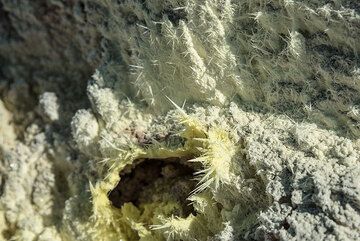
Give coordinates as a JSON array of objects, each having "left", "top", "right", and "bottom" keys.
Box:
[
  {"left": 0, "top": 1, "right": 360, "bottom": 241},
  {"left": 69, "top": 89, "right": 360, "bottom": 240},
  {"left": 84, "top": 0, "right": 360, "bottom": 138}
]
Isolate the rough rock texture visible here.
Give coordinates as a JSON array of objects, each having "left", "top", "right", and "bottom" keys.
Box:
[
  {"left": 0, "top": 1, "right": 100, "bottom": 240},
  {"left": 84, "top": 0, "right": 360, "bottom": 138},
  {"left": 0, "top": 0, "right": 360, "bottom": 241},
  {"left": 0, "top": 0, "right": 101, "bottom": 136}
]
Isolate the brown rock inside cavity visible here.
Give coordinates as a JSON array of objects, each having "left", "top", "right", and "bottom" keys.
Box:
[{"left": 108, "top": 158, "right": 197, "bottom": 217}]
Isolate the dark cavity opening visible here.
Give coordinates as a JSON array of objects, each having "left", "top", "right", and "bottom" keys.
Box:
[{"left": 108, "top": 157, "right": 197, "bottom": 217}]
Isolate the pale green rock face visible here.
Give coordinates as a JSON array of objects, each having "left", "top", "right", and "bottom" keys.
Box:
[
  {"left": 0, "top": 0, "right": 360, "bottom": 241},
  {"left": 85, "top": 0, "right": 360, "bottom": 138}
]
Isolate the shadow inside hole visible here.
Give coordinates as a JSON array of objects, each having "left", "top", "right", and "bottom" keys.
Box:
[{"left": 108, "top": 157, "right": 197, "bottom": 217}]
